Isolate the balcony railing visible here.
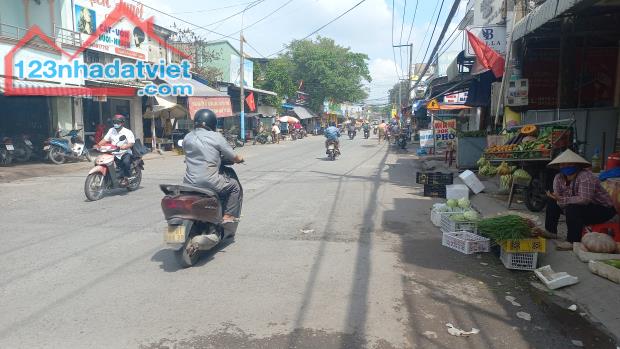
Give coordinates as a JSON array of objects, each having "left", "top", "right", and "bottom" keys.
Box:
[
  {"left": 55, "top": 25, "right": 82, "bottom": 47},
  {"left": 0, "top": 22, "right": 29, "bottom": 41},
  {"left": 0, "top": 22, "right": 82, "bottom": 48}
]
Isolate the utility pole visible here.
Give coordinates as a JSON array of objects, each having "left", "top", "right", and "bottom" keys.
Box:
[
  {"left": 240, "top": 32, "right": 245, "bottom": 141},
  {"left": 407, "top": 43, "right": 413, "bottom": 107}
]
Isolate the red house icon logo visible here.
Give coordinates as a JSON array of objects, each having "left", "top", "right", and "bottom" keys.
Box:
[{"left": 3, "top": 2, "right": 189, "bottom": 96}]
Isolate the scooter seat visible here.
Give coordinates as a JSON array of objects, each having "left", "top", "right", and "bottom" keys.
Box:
[{"left": 159, "top": 184, "right": 218, "bottom": 198}]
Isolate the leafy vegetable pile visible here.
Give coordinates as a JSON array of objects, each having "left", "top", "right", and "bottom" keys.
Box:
[
  {"left": 603, "top": 260, "right": 620, "bottom": 269},
  {"left": 478, "top": 215, "right": 533, "bottom": 241}
]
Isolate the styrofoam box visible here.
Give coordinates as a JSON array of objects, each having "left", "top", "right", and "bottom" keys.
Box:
[
  {"left": 446, "top": 184, "right": 469, "bottom": 200},
  {"left": 458, "top": 170, "right": 485, "bottom": 194}
]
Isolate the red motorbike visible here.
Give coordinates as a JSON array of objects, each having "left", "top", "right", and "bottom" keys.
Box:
[
  {"left": 84, "top": 136, "right": 144, "bottom": 201},
  {"left": 160, "top": 160, "right": 242, "bottom": 268}
]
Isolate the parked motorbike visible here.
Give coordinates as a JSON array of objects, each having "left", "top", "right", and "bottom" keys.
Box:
[
  {"left": 397, "top": 133, "right": 407, "bottom": 149},
  {"left": 160, "top": 159, "right": 243, "bottom": 268},
  {"left": 84, "top": 136, "right": 144, "bottom": 201},
  {"left": 13, "top": 134, "right": 35, "bottom": 163},
  {"left": 252, "top": 132, "right": 272, "bottom": 145},
  {"left": 363, "top": 129, "right": 370, "bottom": 139},
  {"left": 45, "top": 129, "right": 91, "bottom": 165},
  {"left": 223, "top": 132, "right": 244, "bottom": 149},
  {"left": 0, "top": 136, "right": 15, "bottom": 165},
  {"left": 326, "top": 140, "right": 339, "bottom": 161}
]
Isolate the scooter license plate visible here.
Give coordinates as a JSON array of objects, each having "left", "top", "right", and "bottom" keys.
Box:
[
  {"left": 5, "top": 144, "right": 14, "bottom": 151},
  {"left": 328, "top": 145, "right": 335, "bottom": 150},
  {"left": 164, "top": 225, "right": 186, "bottom": 243}
]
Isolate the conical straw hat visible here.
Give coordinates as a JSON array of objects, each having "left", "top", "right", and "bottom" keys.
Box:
[{"left": 548, "top": 149, "right": 590, "bottom": 167}]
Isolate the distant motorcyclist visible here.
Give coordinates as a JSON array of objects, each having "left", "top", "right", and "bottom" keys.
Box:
[
  {"left": 97, "top": 114, "right": 134, "bottom": 187},
  {"left": 182, "top": 109, "right": 244, "bottom": 224},
  {"left": 347, "top": 122, "right": 356, "bottom": 139},
  {"left": 324, "top": 122, "right": 341, "bottom": 154}
]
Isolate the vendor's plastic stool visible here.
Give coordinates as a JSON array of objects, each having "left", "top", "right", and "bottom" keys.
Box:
[{"left": 582, "top": 221, "right": 620, "bottom": 242}]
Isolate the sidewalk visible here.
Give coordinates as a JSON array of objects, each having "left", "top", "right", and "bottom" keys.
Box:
[
  {"left": 0, "top": 151, "right": 178, "bottom": 183},
  {"left": 421, "top": 155, "right": 620, "bottom": 346}
]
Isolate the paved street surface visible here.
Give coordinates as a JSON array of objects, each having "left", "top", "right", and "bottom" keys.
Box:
[{"left": 0, "top": 136, "right": 575, "bottom": 348}]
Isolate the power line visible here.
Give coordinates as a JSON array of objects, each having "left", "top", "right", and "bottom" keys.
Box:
[
  {"left": 391, "top": 0, "right": 401, "bottom": 79},
  {"left": 227, "top": 0, "right": 296, "bottom": 36},
  {"left": 436, "top": 24, "right": 461, "bottom": 58},
  {"left": 405, "top": 0, "right": 419, "bottom": 45},
  {"left": 398, "top": 0, "right": 408, "bottom": 75},
  {"left": 137, "top": 1, "right": 240, "bottom": 41},
  {"left": 268, "top": 0, "right": 368, "bottom": 57},
  {"left": 171, "top": 1, "right": 255, "bottom": 15},
  {"left": 419, "top": 0, "right": 446, "bottom": 67},
  {"left": 411, "top": 0, "right": 462, "bottom": 91},
  {"left": 413, "top": 0, "right": 442, "bottom": 64},
  {"left": 201, "top": 0, "right": 266, "bottom": 28},
  {"left": 137, "top": 1, "right": 267, "bottom": 58}
]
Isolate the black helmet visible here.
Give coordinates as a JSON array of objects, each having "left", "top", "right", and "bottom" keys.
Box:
[{"left": 194, "top": 109, "right": 217, "bottom": 130}]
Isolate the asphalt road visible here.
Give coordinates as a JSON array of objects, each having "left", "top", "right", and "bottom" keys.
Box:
[{"left": 0, "top": 135, "right": 574, "bottom": 348}]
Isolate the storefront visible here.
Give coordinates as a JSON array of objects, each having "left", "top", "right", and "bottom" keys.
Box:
[{"left": 0, "top": 78, "right": 77, "bottom": 147}]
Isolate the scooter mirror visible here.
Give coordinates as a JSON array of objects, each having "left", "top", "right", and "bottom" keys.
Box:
[{"left": 177, "top": 140, "right": 184, "bottom": 147}]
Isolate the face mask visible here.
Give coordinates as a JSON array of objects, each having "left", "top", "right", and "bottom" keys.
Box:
[
  {"left": 560, "top": 166, "right": 578, "bottom": 176},
  {"left": 113, "top": 123, "right": 122, "bottom": 129}
]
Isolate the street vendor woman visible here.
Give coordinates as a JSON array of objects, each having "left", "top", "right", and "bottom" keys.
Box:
[{"left": 545, "top": 149, "right": 616, "bottom": 249}]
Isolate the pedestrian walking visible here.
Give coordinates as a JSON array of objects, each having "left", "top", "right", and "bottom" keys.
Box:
[{"left": 271, "top": 122, "right": 281, "bottom": 144}]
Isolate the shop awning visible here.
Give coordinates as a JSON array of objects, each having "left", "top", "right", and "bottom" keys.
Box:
[
  {"left": 293, "top": 106, "right": 318, "bottom": 120},
  {"left": 232, "top": 84, "right": 277, "bottom": 96},
  {"left": 164, "top": 77, "right": 228, "bottom": 97},
  {"left": 512, "top": 0, "right": 590, "bottom": 40},
  {"left": 144, "top": 96, "right": 188, "bottom": 119},
  {"left": 0, "top": 77, "right": 81, "bottom": 95}
]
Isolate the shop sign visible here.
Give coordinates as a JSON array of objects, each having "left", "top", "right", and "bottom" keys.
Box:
[
  {"left": 465, "top": 25, "right": 507, "bottom": 57},
  {"left": 419, "top": 129, "right": 434, "bottom": 148},
  {"left": 426, "top": 99, "right": 440, "bottom": 111},
  {"left": 444, "top": 92, "right": 468, "bottom": 104},
  {"left": 433, "top": 119, "right": 457, "bottom": 151},
  {"left": 74, "top": 0, "right": 148, "bottom": 60},
  {"left": 188, "top": 96, "right": 233, "bottom": 118},
  {"left": 229, "top": 54, "right": 254, "bottom": 88}
]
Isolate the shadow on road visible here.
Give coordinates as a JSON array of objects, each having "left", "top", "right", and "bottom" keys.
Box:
[{"left": 151, "top": 238, "right": 236, "bottom": 272}]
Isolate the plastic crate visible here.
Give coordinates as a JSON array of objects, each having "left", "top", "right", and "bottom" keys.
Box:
[
  {"left": 423, "top": 184, "right": 446, "bottom": 198},
  {"left": 431, "top": 208, "right": 462, "bottom": 227},
  {"left": 442, "top": 231, "right": 490, "bottom": 254},
  {"left": 499, "top": 237, "right": 546, "bottom": 253},
  {"left": 416, "top": 172, "right": 454, "bottom": 185},
  {"left": 440, "top": 213, "right": 477, "bottom": 234},
  {"left": 500, "top": 247, "right": 538, "bottom": 270}
]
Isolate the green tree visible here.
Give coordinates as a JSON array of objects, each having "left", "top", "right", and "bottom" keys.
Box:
[
  {"left": 256, "top": 37, "right": 371, "bottom": 113},
  {"left": 387, "top": 81, "right": 409, "bottom": 109},
  {"left": 170, "top": 26, "right": 222, "bottom": 86}
]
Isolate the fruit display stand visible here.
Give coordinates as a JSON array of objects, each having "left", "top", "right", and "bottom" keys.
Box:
[{"left": 482, "top": 120, "right": 575, "bottom": 212}]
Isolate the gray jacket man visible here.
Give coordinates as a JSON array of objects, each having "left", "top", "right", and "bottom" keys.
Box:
[{"left": 182, "top": 109, "right": 244, "bottom": 222}]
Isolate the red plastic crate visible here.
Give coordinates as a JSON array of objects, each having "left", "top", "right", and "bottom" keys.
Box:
[{"left": 582, "top": 222, "right": 620, "bottom": 242}]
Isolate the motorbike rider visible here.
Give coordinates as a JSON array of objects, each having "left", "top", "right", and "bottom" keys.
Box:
[
  {"left": 182, "top": 109, "right": 244, "bottom": 225},
  {"left": 324, "top": 122, "right": 341, "bottom": 154},
  {"left": 362, "top": 121, "right": 370, "bottom": 136},
  {"left": 347, "top": 121, "right": 357, "bottom": 138},
  {"left": 98, "top": 114, "right": 135, "bottom": 187}
]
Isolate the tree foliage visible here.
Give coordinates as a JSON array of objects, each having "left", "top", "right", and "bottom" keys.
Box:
[
  {"left": 387, "top": 81, "right": 409, "bottom": 108},
  {"left": 256, "top": 37, "right": 371, "bottom": 113},
  {"left": 170, "top": 26, "right": 222, "bottom": 86}
]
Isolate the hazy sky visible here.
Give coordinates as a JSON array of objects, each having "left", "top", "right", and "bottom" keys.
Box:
[{"left": 143, "top": 0, "right": 467, "bottom": 102}]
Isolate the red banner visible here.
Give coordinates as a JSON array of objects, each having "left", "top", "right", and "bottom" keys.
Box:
[{"left": 188, "top": 96, "right": 233, "bottom": 119}]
